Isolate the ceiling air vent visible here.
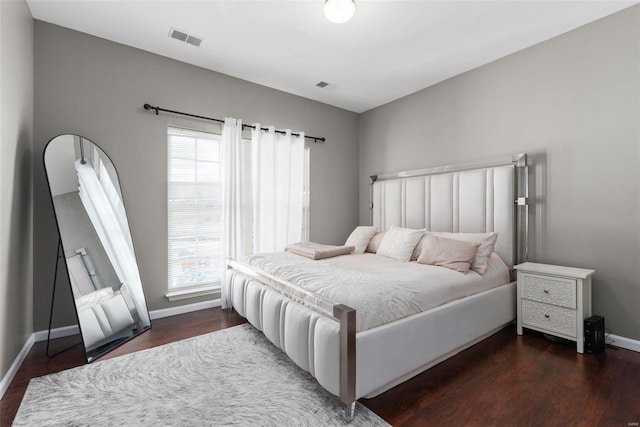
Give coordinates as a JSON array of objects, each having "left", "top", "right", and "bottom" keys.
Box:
[
  {"left": 316, "top": 81, "right": 338, "bottom": 91},
  {"left": 169, "top": 28, "right": 203, "bottom": 47},
  {"left": 185, "top": 36, "right": 203, "bottom": 47}
]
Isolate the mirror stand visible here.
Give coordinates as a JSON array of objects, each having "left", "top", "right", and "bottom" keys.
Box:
[
  {"left": 46, "top": 238, "right": 81, "bottom": 358},
  {"left": 44, "top": 134, "right": 152, "bottom": 362}
]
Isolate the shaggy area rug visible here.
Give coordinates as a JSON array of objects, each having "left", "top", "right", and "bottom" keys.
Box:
[{"left": 14, "top": 324, "right": 389, "bottom": 426}]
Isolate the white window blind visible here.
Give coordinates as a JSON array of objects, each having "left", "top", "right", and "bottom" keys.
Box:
[
  {"left": 167, "top": 127, "right": 222, "bottom": 291},
  {"left": 167, "top": 126, "right": 310, "bottom": 295}
]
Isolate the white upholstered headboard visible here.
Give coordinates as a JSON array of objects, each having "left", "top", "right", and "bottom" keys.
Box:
[{"left": 370, "top": 154, "right": 527, "bottom": 268}]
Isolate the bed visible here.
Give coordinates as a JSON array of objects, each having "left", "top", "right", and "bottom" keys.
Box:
[{"left": 225, "top": 153, "right": 528, "bottom": 419}]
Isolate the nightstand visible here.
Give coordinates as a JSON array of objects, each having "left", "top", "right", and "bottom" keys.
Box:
[{"left": 514, "top": 262, "right": 595, "bottom": 353}]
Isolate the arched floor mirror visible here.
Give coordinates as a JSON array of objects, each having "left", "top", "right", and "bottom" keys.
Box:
[{"left": 44, "top": 134, "right": 151, "bottom": 362}]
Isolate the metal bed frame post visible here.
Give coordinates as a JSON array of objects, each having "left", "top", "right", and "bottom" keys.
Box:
[
  {"left": 334, "top": 304, "right": 357, "bottom": 420},
  {"left": 515, "top": 158, "right": 529, "bottom": 264}
]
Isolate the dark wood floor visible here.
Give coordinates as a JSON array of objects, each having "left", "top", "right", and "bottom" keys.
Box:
[{"left": 2, "top": 308, "right": 638, "bottom": 426}]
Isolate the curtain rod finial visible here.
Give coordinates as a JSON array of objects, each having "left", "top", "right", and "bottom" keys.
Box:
[{"left": 143, "top": 103, "right": 159, "bottom": 115}]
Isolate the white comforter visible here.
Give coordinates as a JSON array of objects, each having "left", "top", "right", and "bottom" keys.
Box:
[{"left": 244, "top": 252, "right": 510, "bottom": 332}]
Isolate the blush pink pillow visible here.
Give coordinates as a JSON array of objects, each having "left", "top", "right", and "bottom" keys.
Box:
[
  {"left": 417, "top": 235, "right": 480, "bottom": 273},
  {"left": 427, "top": 231, "right": 498, "bottom": 274}
]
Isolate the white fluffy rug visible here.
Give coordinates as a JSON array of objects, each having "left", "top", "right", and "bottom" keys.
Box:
[{"left": 14, "top": 324, "right": 389, "bottom": 426}]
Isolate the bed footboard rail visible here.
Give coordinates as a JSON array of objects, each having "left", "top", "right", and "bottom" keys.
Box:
[{"left": 226, "top": 259, "right": 357, "bottom": 419}]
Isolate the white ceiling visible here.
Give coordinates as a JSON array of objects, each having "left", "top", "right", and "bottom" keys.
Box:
[{"left": 27, "top": 0, "right": 636, "bottom": 113}]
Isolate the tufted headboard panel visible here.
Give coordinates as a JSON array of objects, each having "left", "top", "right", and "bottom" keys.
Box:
[{"left": 371, "top": 155, "right": 526, "bottom": 268}]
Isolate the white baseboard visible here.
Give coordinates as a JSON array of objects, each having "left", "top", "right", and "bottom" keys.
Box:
[
  {"left": 0, "top": 334, "right": 34, "bottom": 399},
  {"left": 608, "top": 334, "right": 640, "bottom": 353},
  {"left": 0, "top": 298, "right": 222, "bottom": 400},
  {"left": 149, "top": 298, "right": 221, "bottom": 320},
  {"left": 32, "top": 324, "right": 80, "bottom": 342}
]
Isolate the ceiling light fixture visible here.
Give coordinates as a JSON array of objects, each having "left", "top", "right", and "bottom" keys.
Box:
[{"left": 324, "top": 0, "right": 355, "bottom": 24}]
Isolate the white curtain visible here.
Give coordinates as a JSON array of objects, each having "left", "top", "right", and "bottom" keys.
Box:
[
  {"left": 76, "top": 160, "right": 150, "bottom": 325},
  {"left": 220, "top": 121, "right": 305, "bottom": 307},
  {"left": 251, "top": 125, "right": 305, "bottom": 254},
  {"left": 221, "top": 117, "right": 249, "bottom": 308}
]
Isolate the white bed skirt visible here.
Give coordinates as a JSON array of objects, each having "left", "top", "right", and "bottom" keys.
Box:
[{"left": 228, "top": 270, "right": 516, "bottom": 399}]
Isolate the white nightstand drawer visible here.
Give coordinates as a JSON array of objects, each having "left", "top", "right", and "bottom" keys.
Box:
[
  {"left": 521, "top": 299, "right": 576, "bottom": 338},
  {"left": 522, "top": 273, "right": 576, "bottom": 309}
]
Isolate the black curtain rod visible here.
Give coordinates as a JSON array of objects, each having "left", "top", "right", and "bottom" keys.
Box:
[{"left": 143, "top": 104, "right": 325, "bottom": 143}]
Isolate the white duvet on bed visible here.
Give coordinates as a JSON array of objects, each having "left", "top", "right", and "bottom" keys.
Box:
[{"left": 243, "top": 252, "right": 510, "bottom": 332}]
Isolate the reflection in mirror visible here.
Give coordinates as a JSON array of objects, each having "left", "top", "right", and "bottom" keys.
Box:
[{"left": 44, "top": 135, "right": 151, "bottom": 362}]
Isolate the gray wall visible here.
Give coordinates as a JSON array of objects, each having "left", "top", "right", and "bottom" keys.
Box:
[
  {"left": 0, "top": 0, "right": 34, "bottom": 381},
  {"left": 359, "top": 7, "right": 640, "bottom": 340},
  {"left": 33, "top": 21, "right": 360, "bottom": 330}
]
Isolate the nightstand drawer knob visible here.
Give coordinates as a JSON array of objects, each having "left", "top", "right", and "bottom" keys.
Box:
[
  {"left": 543, "top": 289, "right": 549, "bottom": 294},
  {"left": 544, "top": 314, "right": 550, "bottom": 318}
]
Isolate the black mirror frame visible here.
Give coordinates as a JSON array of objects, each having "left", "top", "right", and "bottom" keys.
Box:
[{"left": 42, "top": 134, "right": 152, "bottom": 363}]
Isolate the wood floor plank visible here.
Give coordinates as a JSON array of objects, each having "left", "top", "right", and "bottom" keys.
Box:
[{"left": 1, "top": 308, "right": 639, "bottom": 426}]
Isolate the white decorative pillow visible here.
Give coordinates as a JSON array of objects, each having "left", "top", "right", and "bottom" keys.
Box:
[
  {"left": 366, "top": 231, "right": 386, "bottom": 253},
  {"left": 376, "top": 226, "right": 425, "bottom": 262},
  {"left": 345, "top": 226, "right": 378, "bottom": 254},
  {"left": 417, "top": 235, "right": 480, "bottom": 273},
  {"left": 428, "top": 231, "right": 498, "bottom": 274}
]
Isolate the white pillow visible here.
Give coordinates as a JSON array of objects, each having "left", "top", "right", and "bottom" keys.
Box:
[
  {"left": 428, "top": 231, "right": 498, "bottom": 274},
  {"left": 376, "top": 226, "right": 424, "bottom": 262},
  {"left": 345, "top": 226, "right": 378, "bottom": 254}
]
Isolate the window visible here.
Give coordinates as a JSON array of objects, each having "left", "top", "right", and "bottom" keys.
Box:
[
  {"left": 167, "top": 126, "right": 310, "bottom": 298},
  {"left": 167, "top": 127, "right": 222, "bottom": 293}
]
